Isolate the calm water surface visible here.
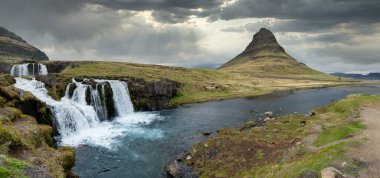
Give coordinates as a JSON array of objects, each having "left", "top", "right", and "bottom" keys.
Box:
[{"left": 73, "top": 84, "right": 380, "bottom": 178}]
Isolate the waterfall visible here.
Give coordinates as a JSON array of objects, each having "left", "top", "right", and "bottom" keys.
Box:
[
  {"left": 13, "top": 78, "right": 100, "bottom": 137},
  {"left": 38, "top": 64, "right": 48, "bottom": 75},
  {"left": 10, "top": 63, "right": 48, "bottom": 76},
  {"left": 13, "top": 76, "right": 159, "bottom": 149},
  {"left": 107, "top": 80, "right": 134, "bottom": 115},
  {"left": 10, "top": 63, "right": 29, "bottom": 76}
]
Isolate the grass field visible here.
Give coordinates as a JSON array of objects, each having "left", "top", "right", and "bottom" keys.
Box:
[{"left": 53, "top": 61, "right": 360, "bottom": 105}]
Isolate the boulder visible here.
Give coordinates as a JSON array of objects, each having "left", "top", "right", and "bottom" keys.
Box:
[
  {"left": 265, "top": 111, "right": 274, "bottom": 118},
  {"left": 321, "top": 167, "right": 345, "bottom": 178},
  {"left": 166, "top": 160, "right": 183, "bottom": 178},
  {"left": 264, "top": 117, "right": 272, "bottom": 122},
  {"left": 241, "top": 121, "right": 257, "bottom": 131},
  {"left": 200, "top": 131, "right": 212, "bottom": 136}
]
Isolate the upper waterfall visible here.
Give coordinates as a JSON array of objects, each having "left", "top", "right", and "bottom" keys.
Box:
[{"left": 11, "top": 63, "right": 48, "bottom": 76}]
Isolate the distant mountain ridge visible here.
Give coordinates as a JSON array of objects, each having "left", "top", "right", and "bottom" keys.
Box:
[
  {"left": 0, "top": 26, "right": 48, "bottom": 62},
  {"left": 218, "top": 28, "right": 334, "bottom": 80},
  {"left": 331, "top": 72, "right": 380, "bottom": 80}
]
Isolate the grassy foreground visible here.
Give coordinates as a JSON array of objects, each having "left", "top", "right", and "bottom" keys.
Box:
[
  {"left": 181, "top": 94, "right": 380, "bottom": 177},
  {"left": 46, "top": 61, "right": 362, "bottom": 105}
]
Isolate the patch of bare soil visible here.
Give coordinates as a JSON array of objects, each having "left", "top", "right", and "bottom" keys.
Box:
[{"left": 349, "top": 104, "right": 380, "bottom": 178}]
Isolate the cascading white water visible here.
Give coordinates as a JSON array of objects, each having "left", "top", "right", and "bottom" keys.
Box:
[
  {"left": 13, "top": 73, "right": 160, "bottom": 149},
  {"left": 14, "top": 78, "right": 100, "bottom": 136},
  {"left": 10, "top": 63, "right": 48, "bottom": 76},
  {"left": 38, "top": 64, "right": 48, "bottom": 75},
  {"left": 10, "top": 63, "right": 29, "bottom": 76},
  {"left": 107, "top": 80, "right": 134, "bottom": 115}
]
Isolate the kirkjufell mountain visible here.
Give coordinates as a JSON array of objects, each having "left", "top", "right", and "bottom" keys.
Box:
[
  {"left": 220, "top": 28, "right": 329, "bottom": 78},
  {"left": 0, "top": 26, "right": 48, "bottom": 62}
]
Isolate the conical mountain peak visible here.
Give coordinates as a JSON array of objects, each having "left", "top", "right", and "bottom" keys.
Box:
[
  {"left": 220, "top": 28, "right": 292, "bottom": 68},
  {"left": 242, "top": 28, "right": 286, "bottom": 57}
]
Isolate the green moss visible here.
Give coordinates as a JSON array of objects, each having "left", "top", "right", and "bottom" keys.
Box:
[
  {"left": 0, "top": 121, "right": 21, "bottom": 148},
  {"left": 58, "top": 146, "right": 76, "bottom": 172},
  {"left": 313, "top": 122, "right": 366, "bottom": 147},
  {"left": 0, "top": 97, "right": 5, "bottom": 108},
  {"left": 38, "top": 125, "right": 53, "bottom": 147},
  {"left": 0, "top": 87, "right": 19, "bottom": 100},
  {"left": 0, "top": 75, "right": 15, "bottom": 87},
  {"left": 0, "top": 155, "right": 29, "bottom": 178},
  {"left": 255, "top": 149, "right": 265, "bottom": 160}
]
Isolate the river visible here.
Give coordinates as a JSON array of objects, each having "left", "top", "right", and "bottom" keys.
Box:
[{"left": 72, "top": 84, "right": 380, "bottom": 177}]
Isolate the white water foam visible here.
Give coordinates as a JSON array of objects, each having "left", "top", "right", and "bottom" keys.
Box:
[
  {"left": 14, "top": 78, "right": 162, "bottom": 149},
  {"left": 10, "top": 63, "right": 48, "bottom": 76}
]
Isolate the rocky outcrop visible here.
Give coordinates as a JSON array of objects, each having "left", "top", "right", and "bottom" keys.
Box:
[
  {"left": 166, "top": 160, "right": 197, "bottom": 178},
  {"left": 0, "top": 62, "right": 13, "bottom": 74},
  {"left": 123, "top": 77, "right": 180, "bottom": 111},
  {"left": 0, "top": 26, "right": 48, "bottom": 61},
  {"left": 0, "top": 85, "right": 53, "bottom": 126},
  {"left": 44, "top": 61, "right": 78, "bottom": 73}
]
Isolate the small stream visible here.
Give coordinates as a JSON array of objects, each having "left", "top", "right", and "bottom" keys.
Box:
[{"left": 73, "top": 84, "right": 380, "bottom": 178}]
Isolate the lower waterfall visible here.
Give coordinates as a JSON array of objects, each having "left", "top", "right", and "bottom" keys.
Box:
[{"left": 14, "top": 78, "right": 161, "bottom": 149}]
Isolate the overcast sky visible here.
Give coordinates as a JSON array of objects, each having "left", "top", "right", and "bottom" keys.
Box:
[{"left": 0, "top": 0, "right": 379, "bottom": 73}]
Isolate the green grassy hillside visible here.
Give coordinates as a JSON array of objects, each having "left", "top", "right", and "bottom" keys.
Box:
[{"left": 54, "top": 61, "right": 356, "bottom": 105}]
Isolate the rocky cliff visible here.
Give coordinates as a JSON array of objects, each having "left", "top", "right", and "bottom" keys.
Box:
[{"left": 0, "top": 26, "right": 48, "bottom": 62}]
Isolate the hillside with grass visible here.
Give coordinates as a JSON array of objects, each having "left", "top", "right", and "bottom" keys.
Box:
[
  {"left": 50, "top": 61, "right": 357, "bottom": 106},
  {"left": 219, "top": 28, "right": 332, "bottom": 80},
  {"left": 0, "top": 26, "right": 48, "bottom": 63}
]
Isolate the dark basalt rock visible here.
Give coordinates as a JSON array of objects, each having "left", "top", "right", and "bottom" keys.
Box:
[
  {"left": 44, "top": 61, "right": 78, "bottom": 74},
  {"left": 103, "top": 82, "right": 116, "bottom": 118},
  {"left": 85, "top": 87, "right": 92, "bottom": 105},
  {"left": 0, "top": 62, "right": 13, "bottom": 74},
  {"left": 124, "top": 78, "right": 180, "bottom": 111},
  {"left": 82, "top": 79, "right": 97, "bottom": 88},
  {"left": 67, "top": 83, "right": 76, "bottom": 98}
]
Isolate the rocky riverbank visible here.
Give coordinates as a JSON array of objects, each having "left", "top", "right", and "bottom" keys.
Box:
[
  {"left": 0, "top": 75, "right": 76, "bottom": 177},
  {"left": 166, "top": 94, "right": 380, "bottom": 177}
]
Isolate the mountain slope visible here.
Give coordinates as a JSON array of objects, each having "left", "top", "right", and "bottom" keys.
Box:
[
  {"left": 219, "top": 28, "right": 334, "bottom": 79},
  {"left": 0, "top": 26, "right": 48, "bottom": 63}
]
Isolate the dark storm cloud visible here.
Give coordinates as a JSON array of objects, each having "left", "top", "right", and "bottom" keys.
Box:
[
  {"left": 219, "top": 0, "right": 380, "bottom": 24},
  {"left": 0, "top": 0, "right": 379, "bottom": 72}
]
